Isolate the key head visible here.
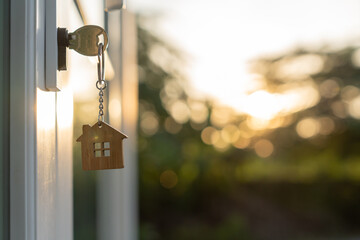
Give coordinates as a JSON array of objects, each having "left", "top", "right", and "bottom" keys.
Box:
[{"left": 68, "top": 25, "right": 108, "bottom": 56}]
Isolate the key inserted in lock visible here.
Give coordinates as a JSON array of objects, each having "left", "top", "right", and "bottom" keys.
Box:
[{"left": 57, "top": 25, "right": 109, "bottom": 71}]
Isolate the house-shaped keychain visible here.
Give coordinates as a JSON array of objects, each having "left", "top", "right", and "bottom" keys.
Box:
[{"left": 76, "top": 121, "right": 127, "bottom": 170}]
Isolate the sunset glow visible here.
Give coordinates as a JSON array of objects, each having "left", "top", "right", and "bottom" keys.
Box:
[{"left": 130, "top": 0, "right": 360, "bottom": 122}]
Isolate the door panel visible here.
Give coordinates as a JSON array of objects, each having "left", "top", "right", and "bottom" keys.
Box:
[
  {"left": 36, "top": 0, "right": 75, "bottom": 239},
  {"left": 36, "top": 88, "right": 74, "bottom": 240},
  {"left": 36, "top": 90, "right": 57, "bottom": 239}
]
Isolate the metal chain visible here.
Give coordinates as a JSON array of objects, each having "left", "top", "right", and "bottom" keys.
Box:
[{"left": 97, "top": 43, "right": 106, "bottom": 126}]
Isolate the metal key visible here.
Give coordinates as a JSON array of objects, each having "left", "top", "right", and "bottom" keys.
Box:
[{"left": 68, "top": 25, "right": 108, "bottom": 56}]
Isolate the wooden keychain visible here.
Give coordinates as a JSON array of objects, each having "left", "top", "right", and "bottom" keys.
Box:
[{"left": 77, "top": 43, "right": 127, "bottom": 170}]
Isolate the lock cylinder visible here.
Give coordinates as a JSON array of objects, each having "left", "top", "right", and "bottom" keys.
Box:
[{"left": 57, "top": 28, "right": 69, "bottom": 71}]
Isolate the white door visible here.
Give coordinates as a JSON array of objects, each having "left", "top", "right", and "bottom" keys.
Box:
[
  {"left": 10, "top": 0, "right": 75, "bottom": 239},
  {"left": 9, "top": 0, "right": 137, "bottom": 239}
]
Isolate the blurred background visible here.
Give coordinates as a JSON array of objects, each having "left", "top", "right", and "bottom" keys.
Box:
[{"left": 73, "top": 0, "right": 360, "bottom": 239}]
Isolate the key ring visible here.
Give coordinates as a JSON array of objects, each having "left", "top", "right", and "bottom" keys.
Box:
[
  {"left": 97, "top": 43, "right": 105, "bottom": 82},
  {"left": 97, "top": 43, "right": 106, "bottom": 126},
  {"left": 96, "top": 80, "right": 107, "bottom": 90}
]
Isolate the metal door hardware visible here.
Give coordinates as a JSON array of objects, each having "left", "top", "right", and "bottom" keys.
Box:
[{"left": 57, "top": 25, "right": 109, "bottom": 71}]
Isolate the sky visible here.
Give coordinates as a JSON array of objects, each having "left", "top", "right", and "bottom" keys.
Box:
[{"left": 127, "top": 0, "right": 360, "bottom": 109}]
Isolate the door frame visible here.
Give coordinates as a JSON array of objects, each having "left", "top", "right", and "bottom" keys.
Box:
[
  {"left": 97, "top": 9, "right": 138, "bottom": 240},
  {"left": 10, "top": 0, "right": 73, "bottom": 239},
  {"left": 10, "top": 0, "right": 37, "bottom": 239},
  {"left": 9, "top": 1, "right": 137, "bottom": 239},
  {"left": 1, "top": 0, "right": 11, "bottom": 239}
]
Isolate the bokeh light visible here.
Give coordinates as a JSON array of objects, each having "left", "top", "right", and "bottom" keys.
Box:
[
  {"left": 233, "top": 138, "right": 251, "bottom": 149},
  {"left": 189, "top": 101, "right": 208, "bottom": 124},
  {"left": 160, "top": 170, "right": 178, "bottom": 189},
  {"left": 348, "top": 96, "right": 360, "bottom": 119},
  {"left": 319, "top": 117, "right": 335, "bottom": 136},
  {"left": 319, "top": 79, "right": 340, "bottom": 99},
  {"left": 221, "top": 124, "right": 240, "bottom": 144},
  {"left": 201, "top": 126, "right": 217, "bottom": 145},
  {"left": 140, "top": 111, "right": 159, "bottom": 135},
  {"left": 296, "top": 118, "right": 320, "bottom": 139},
  {"left": 274, "top": 54, "right": 324, "bottom": 80},
  {"left": 254, "top": 139, "right": 274, "bottom": 158},
  {"left": 170, "top": 100, "right": 191, "bottom": 124},
  {"left": 242, "top": 90, "right": 280, "bottom": 120}
]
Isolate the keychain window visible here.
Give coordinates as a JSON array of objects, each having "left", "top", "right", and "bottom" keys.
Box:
[{"left": 93, "top": 142, "right": 111, "bottom": 157}]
